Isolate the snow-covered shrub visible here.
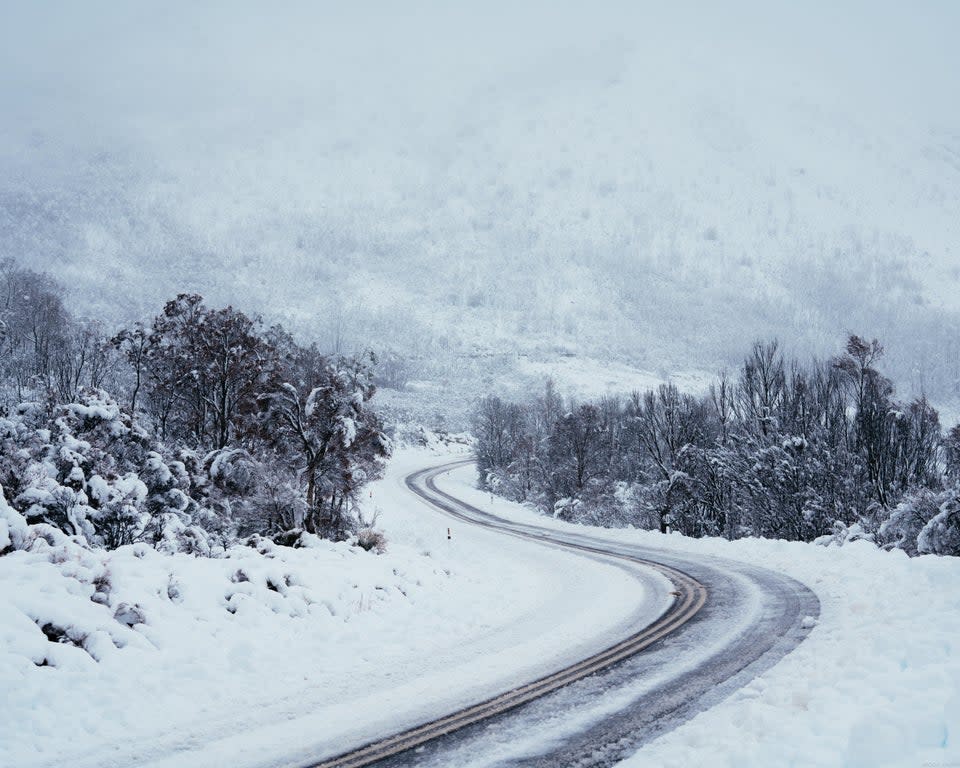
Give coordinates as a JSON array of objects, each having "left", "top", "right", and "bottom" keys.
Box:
[
  {"left": 206, "top": 448, "right": 258, "bottom": 497},
  {"left": 0, "top": 390, "right": 234, "bottom": 553},
  {"left": 878, "top": 489, "right": 943, "bottom": 556},
  {"left": 484, "top": 466, "right": 520, "bottom": 500},
  {"left": 113, "top": 603, "right": 146, "bottom": 627},
  {"left": 815, "top": 520, "right": 876, "bottom": 548},
  {"left": 612, "top": 481, "right": 659, "bottom": 530},
  {"left": 253, "top": 465, "right": 308, "bottom": 533},
  {"left": 549, "top": 480, "right": 634, "bottom": 528},
  {"left": 138, "top": 450, "right": 229, "bottom": 556},
  {"left": 272, "top": 528, "right": 309, "bottom": 548},
  {"left": 201, "top": 447, "right": 261, "bottom": 537},
  {"left": 0, "top": 486, "right": 29, "bottom": 554},
  {"left": 917, "top": 490, "right": 960, "bottom": 556},
  {"left": 86, "top": 473, "right": 148, "bottom": 549},
  {"left": 5, "top": 390, "right": 155, "bottom": 547},
  {"left": 149, "top": 513, "right": 214, "bottom": 557},
  {"left": 355, "top": 528, "right": 387, "bottom": 554},
  {"left": 553, "top": 496, "right": 582, "bottom": 522},
  {"left": 141, "top": 452, "right": 192, "bottom": 519}
]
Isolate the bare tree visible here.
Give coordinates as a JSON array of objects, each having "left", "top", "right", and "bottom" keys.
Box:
[{"left": 736, "top": 340, "right": 786, "bottom": 438}]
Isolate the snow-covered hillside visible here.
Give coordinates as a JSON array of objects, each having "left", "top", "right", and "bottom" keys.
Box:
[{"left": 1, "top": 2, "right": 958, "bottom": 405}]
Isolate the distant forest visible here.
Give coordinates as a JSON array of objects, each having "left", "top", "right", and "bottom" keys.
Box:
[
  {"left": 0, "top": 259, "right": 389, "bottom": 555},
  {"left": 474, "top": 338, "right": 960, "bottom": 556}
]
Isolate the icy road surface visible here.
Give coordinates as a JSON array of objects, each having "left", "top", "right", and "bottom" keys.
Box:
[{"left": 359, "top": 460, "right": 818, "bottom": 767}]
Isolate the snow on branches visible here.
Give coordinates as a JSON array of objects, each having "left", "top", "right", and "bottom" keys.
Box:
[{"left": 0, "top": 278, "right": 392, "bottom": 556}]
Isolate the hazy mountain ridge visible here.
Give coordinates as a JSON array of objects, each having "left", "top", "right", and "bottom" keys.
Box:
[{"left": 2, "top": 2, "right": 958, "bottom": 408}]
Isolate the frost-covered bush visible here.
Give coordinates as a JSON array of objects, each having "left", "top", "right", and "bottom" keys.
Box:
[
  {"left": 5, "top": 390, "right": 154, "bottom": 547},
  {"left": 917, "top": 490, "right": 960, "bottom": 556},
  {"left": 200, "top": 447, "right": 260, "bottom": 537},
  {"left": 0, "top": 486, "right": 29, "bottom": 553},
  {"left": 0, "top": 403, "right": 58, "bottom": 504},
  {"left": 878, "top": 489, "right": 943, "bottom": 556},
  {"left": 0, "top": 389, "right": 230, "bottom": 553},
  {"left": 553, "top": 496, "right": 582, "bottom": 522},
  {"left": 206, "top": 448, "right": 258, "bottom": 497},
  {"left": 253, "top": 465, "right": 308, "bottom": 534},
  {"left": 355, "top": 528, "right": 388, "bottom": 554},
  {"left": 137, "top": 449, "right": 234, "bottom": 555},
  {"left": 549, "top": 481, "right": 635, "bottom": 528},
  {"left": 141, "top": 452, "right": 194, "bottom": 520},
  {"left": 815, "top": 520, "right": 876, "bottom": 549},
  {"left": 872, "top": 487, "right": 960, "bottom": 557}
]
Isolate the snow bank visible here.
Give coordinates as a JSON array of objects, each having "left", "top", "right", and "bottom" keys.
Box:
[
  {"left": 628, "top": 540, "right": 960, "bottom": 768},
  {"left": 0, "top": 526, "right": 449, "bottom": 766}
]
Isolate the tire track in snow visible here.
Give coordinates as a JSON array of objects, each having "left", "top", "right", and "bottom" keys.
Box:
[
  {"left": 306, "top": 458, "right": 819, "bottom": 768},
  {"left": 309, "top": 460, "right": 708, "bottom": 767}
]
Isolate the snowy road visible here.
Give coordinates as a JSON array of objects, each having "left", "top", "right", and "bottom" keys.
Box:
[
  {"left": 319, "top": 459, "right": 820, "bottom": 768},
  {"left": 1, "top": 453, "right": 821, "bottom": 768}
]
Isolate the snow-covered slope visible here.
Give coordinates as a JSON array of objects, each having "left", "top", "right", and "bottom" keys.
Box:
[
  {"left": 1, "top": 2, "right": 959, "bottom": 404},
  {"left": 0, "top": 448, "right": 669, "bottom": 768}
]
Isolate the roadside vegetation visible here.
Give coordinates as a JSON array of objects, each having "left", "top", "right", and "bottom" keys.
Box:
[
  {"left": 0, "top": 258, "right": 390, "bottom": 558},
  {"left": 473, "top": 337, "right": 960, "bottom": 556}
]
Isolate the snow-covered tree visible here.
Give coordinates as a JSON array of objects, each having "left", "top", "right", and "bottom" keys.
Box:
[
  {"left": 258, "top": 354, "right": 390, "bottom": 539},
  {"left": 469, "top": 335, "right": 957, "bottom": 555},
  {"left": 135, "top": 294, "right": 279, "bottom": 449}
]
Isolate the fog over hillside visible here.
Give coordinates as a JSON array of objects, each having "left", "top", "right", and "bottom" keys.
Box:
[{"left": 2, "top": 1, "right": 959, "bottom": 415}]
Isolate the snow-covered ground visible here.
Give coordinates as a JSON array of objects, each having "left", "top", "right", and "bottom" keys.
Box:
[
  {"left": 0, "top": 447, "right": 669, "bottom": 768},
  {"left": 4, "top": 447, "right": 959, "bottom": 768},
  {"left": 436, "top": 463, "right": 960, "bottom": 767}
]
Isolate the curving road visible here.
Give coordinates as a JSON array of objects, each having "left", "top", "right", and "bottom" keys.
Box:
[{"left": 308, "top": 459, "right": 819, "bottom": 768}]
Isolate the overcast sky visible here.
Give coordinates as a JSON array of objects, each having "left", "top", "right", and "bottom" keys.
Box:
[{"left": 3, "top": 2, "right": 957, "bottom": 161}]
